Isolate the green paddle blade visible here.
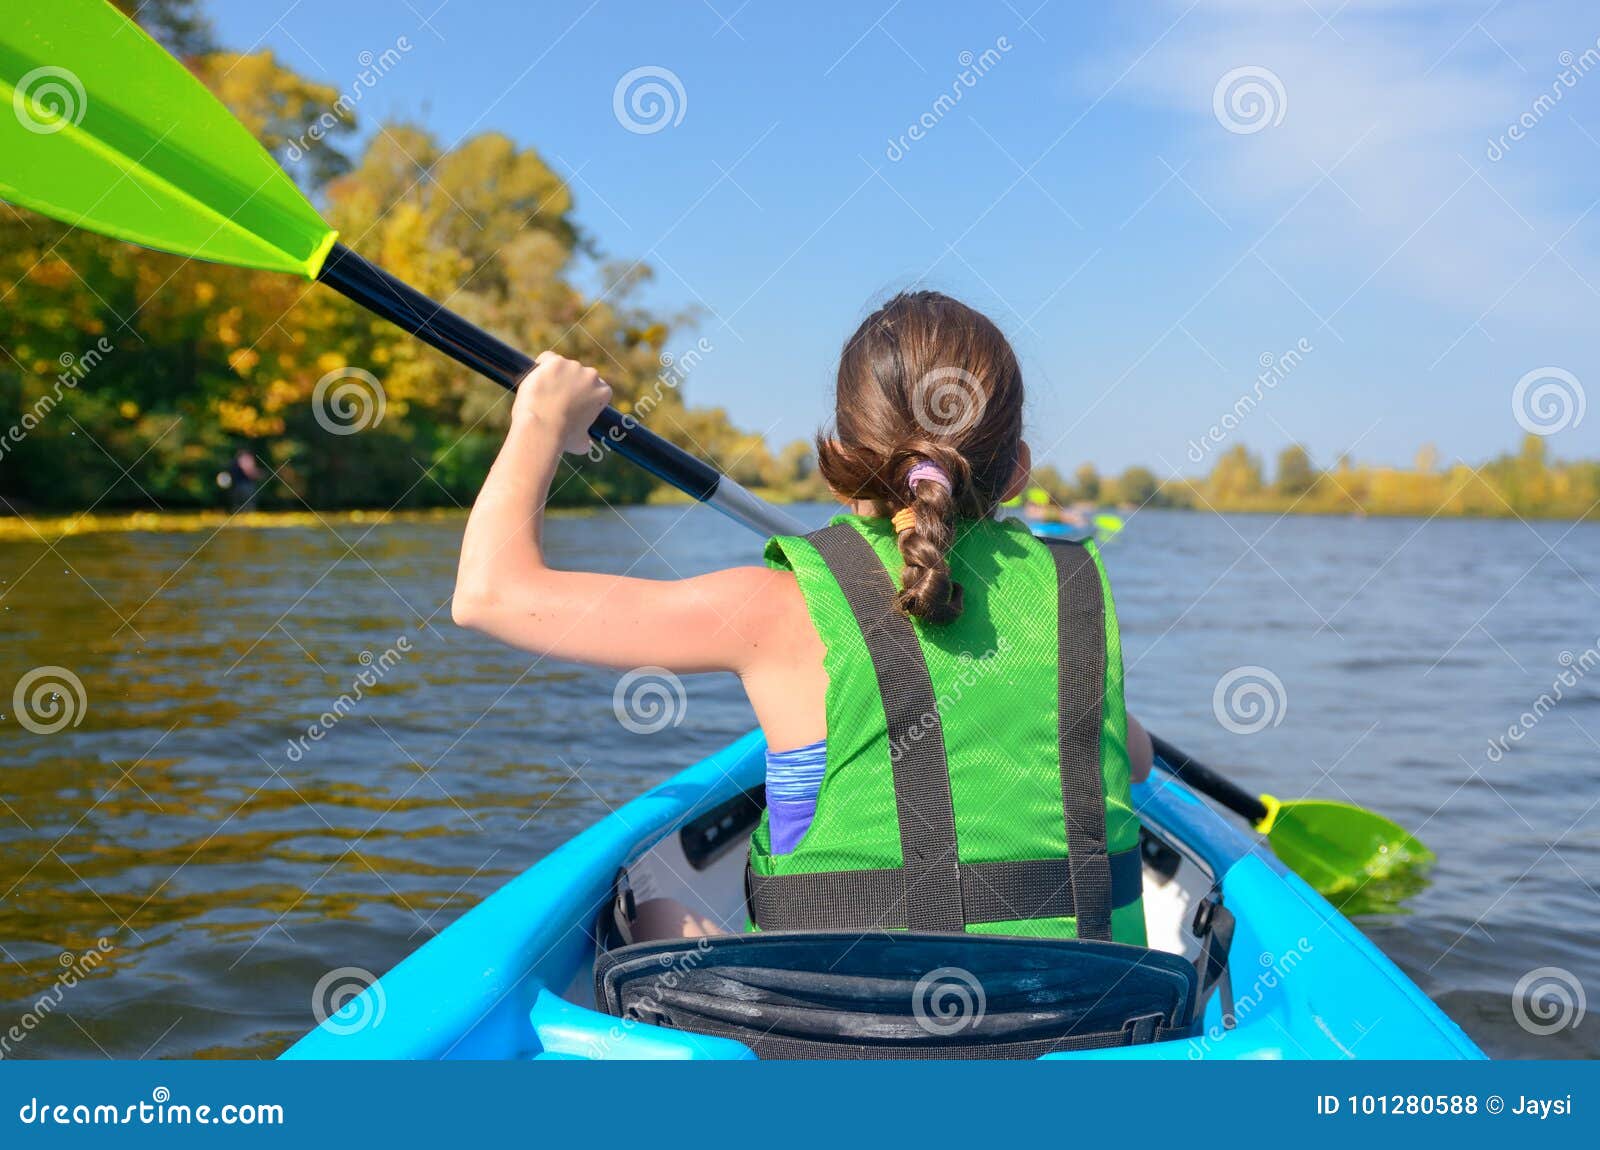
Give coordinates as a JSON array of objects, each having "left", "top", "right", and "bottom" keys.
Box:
[
  {"left": 0, "top": 0, "right": 337, "bottom": 277},
  {"left": 1261, "top": 796, "right": 1435, "bottom": 915}
]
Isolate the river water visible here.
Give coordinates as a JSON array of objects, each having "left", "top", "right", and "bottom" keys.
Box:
[{"left": 0, "top": 505, "right": 1594, "bottom": 1059}]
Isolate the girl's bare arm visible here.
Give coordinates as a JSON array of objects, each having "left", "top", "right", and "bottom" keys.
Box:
[
  {"left": 1127, "top": 711, "right": 1153, "bottom": 784},
  {"left": 451, "top": 353, "right": 789, "bottom": 675}
]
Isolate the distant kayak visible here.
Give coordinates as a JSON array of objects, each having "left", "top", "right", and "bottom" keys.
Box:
[
  {"left": 1027, "top": 512, "right": 1125, "bottom": 544},
  {"left": 285, "top": 731, "right": 1484, "bottom": 1061},
  {"left": 1029, "top": 520, "right": 1096, "bottom": 542}
]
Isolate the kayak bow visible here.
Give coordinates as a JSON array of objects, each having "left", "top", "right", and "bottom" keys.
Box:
[{"left": 284, "top": 732, "right": 1484, "bottom": 1061}]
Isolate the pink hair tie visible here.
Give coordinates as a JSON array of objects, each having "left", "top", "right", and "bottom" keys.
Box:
[{"left": 906, "top": 461, "right": 952, "bottom": 496}]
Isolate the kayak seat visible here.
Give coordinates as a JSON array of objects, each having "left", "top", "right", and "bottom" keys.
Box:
[{"left": 594, "top": 931, "right": 1199, "bottom": 1060}]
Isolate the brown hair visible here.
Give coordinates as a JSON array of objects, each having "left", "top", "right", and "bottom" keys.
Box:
[{"left": 817, "top": 291, "right": 1025, "bottom": 624}]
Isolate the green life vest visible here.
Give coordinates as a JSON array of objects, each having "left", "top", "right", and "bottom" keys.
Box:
[{"left": 747, "top": 514, "right": 1146, "bottom": 944}]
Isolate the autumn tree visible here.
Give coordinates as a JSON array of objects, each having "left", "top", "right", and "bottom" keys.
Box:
[
  {"left": 1112, "top": 466, "right": 1160, "bottom": 507},
  {"left": 1073, "top": 463, "right": 1101, "bottom": 503},
  {"left": 1274, "top": 444, "right": 1316, "bottom": 496},
  {"left": 1, "top": 3, "right": 787, "bottom": 513},
  {"left": 1205, "top": 445, "right": 1264, "bottom": 504}
]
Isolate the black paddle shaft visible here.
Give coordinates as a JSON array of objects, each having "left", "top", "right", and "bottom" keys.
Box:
[
  {"left": 1148, "top": 733, "right": 1271, "bottom": 826},
  {"left": 316, "top": 243, "right": 721, "bottom": 501}
]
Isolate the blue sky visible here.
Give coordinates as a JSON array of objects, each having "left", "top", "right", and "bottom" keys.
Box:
[{"left": 208, "top": 0, "right": 1600, "bottom": 477}]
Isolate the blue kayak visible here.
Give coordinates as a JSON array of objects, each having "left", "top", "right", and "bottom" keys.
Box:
[
  {"left": 1029, "top": 518, "right": 1123, "bottom": 544},
  {"left": 285, "top": 731, "right": 1484, "bottom": 1060},
  {"left": 1028, "top": 520, "right": 1095, "bottom": 542}
]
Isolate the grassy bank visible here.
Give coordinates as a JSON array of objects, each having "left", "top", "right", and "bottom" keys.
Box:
[{"left": 0, "top": 507, "right": 483, "bottom": 543}]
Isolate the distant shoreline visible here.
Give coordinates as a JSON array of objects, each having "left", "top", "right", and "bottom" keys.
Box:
[
  {"left": 5, "top": 498, "right": 1598, "bottom": 544},
  {"left": 0, "top": 507, "right": 474, "bottom": 543}
]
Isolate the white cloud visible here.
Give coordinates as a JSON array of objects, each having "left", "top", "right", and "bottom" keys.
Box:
[{"left": 1110, "top": 1, "right": 1600, "bottom": 351}]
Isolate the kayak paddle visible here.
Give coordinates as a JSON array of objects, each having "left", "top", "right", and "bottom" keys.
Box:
[
  {"left": 0, "top": 0, "right": 800, "bottom": 538},
  {"left": 1147, "top": 734, "right": 1433, "bottom": 912},
  {"left": 1091, "top": 513, "right": 1124, "bottom": 538}
]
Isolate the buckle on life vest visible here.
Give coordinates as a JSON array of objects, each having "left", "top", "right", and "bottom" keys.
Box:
[{"left": 1122, "top": 1012, "right": 1164, "bottom": 1044}]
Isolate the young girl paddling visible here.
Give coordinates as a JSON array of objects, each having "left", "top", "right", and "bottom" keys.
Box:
[{"left": 454, "top": 291, "right": 1152, "bottom": 941}]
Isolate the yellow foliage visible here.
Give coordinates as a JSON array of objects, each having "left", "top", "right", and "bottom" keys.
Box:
[
  {"left": 264, "top": 378, "right": 301, "bottom": 413},
  {"left": 30, "top": 260, "right": 73, "bottom": 289},
  {"left": 1167, "top": 442, "right": 1600, "bottom": 520},
  {"left": 0, "top": 40, "right": 795, "bottom": 510},
  {"left": 215, "top": 399, "right": 278, "bottom": 437}
]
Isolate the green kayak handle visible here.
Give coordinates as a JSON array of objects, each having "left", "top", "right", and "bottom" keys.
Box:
[{"left": 1149, "top": 734, "right": 1271, "bottom": 828}]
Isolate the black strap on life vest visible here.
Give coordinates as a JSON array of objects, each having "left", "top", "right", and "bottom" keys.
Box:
[
  {"left": 747, "top": 524, "right": 1128, "bottom": 936},
  {"left": 1041, "top": 538, "right": 1114, "bottom": 942},
  {"left": 804, "top": 522, "right": 965, "bottom": 931},
  {"left": 745, "top": 846, "right": 1144, "bottom": 931}
]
